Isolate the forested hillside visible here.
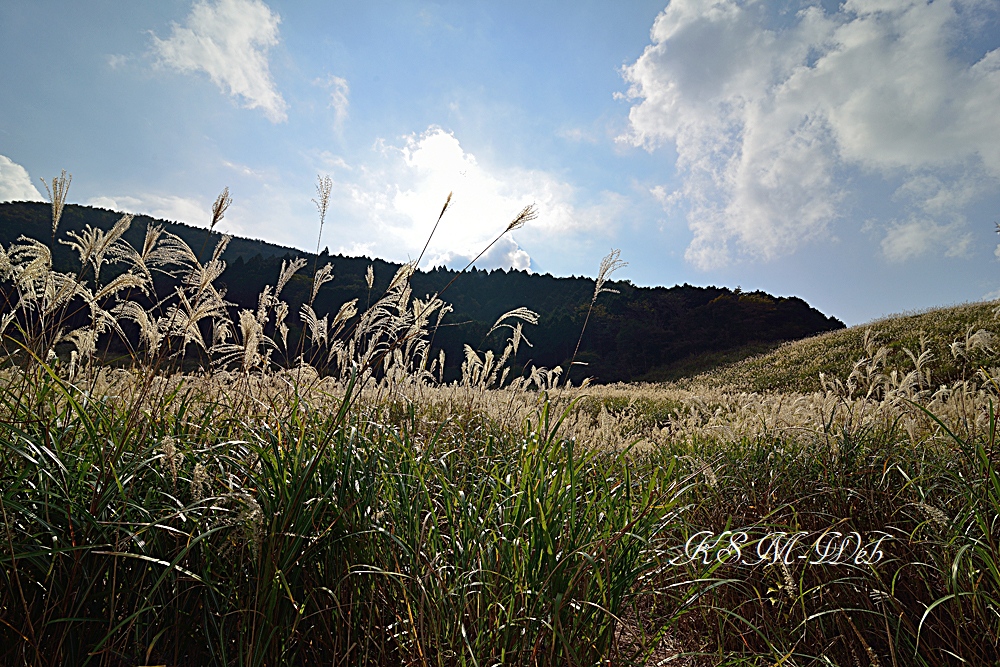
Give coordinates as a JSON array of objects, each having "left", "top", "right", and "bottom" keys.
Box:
[{"left": 0, "top": 202, "right": 844, "bottom": 382}]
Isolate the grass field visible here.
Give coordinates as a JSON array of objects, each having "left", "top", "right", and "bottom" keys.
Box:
[
  {"left": 686, "top": 300, "right": 1000, "bottom": 393},
  {"left": 1, "top": 178, "right": 998, "bottom": 665}
]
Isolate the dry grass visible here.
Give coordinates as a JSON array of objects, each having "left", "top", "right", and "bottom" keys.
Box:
[
  {"left": 692, "top": 301, "right": 1000, "bottom": 393},
  {"left": 1, "top": 174, "right": 998, "bottom": 665}
]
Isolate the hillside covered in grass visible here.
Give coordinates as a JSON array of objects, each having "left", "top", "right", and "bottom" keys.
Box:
[
  {"left": 0, "top": 201, "right": 844, "bottom": 383},
  {"left": 691, "top": 301, "right": 999, "bottom": 393},
  {"left": 1, "top": 187, "right": 997, "bottom": 664}
]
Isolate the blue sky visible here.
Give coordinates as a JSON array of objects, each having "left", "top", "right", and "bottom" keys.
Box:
[{"left": 2, "top": 0, "right": 1000, "bottom": 325}]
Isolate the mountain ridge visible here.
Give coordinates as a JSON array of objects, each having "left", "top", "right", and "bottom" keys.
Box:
[{"left": 0, "top": 201, "right": 845, "bottom": 383}]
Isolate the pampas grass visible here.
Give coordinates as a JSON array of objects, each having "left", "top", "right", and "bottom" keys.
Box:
[{"left": 1, "top": 173, "right": 998, "bottom": 665}]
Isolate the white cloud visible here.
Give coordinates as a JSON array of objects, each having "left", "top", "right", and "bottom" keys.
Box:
[
  {"left": 881, "top": 217, "right": 971, "bottom": 262},
  {"left": 152, "top": 0, "right": 288, "bottom": 122},
  {"left": 0, "top": 155, "right": 44, "bottom": 203},
  {"left": 330, "top": 127, "right": 620, "bottom": 270},
  {"left": 86, "top": 196, "right": 121, "bottom": 210},
  {"left": 317, "top": 75, "right": 350, "bottom": 132},
  {"left": 892, "top": 173, "right": 985, "bottom": 218},
  {"left": 106, "top": 54, "right": 129, "bottom": 70},
  {"left": 557, "top": 126, "right": 599, "bottom": 144},
  {"left": 222, "top": 160, "right": 265, "bottom": 179},
  {"left": 622, "top": 0, "right": 1000, "bottom": 268},
  {"left": 317, "top": 152, "right": 351, "bottom": 171},
  {"left": 432, "top": 237, "right": 533, "bottom": 272}
]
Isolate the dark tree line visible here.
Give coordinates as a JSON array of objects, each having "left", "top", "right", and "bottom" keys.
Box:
[{"left": 0, "top": 202, "right": 844, "bottom": 383}]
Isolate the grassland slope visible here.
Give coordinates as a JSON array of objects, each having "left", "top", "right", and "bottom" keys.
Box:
[{"left": 691, "top": 300, "right": 1000, "bottom": 393}]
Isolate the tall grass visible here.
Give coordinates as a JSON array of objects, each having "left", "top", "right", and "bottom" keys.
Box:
[
  {"left": 1, "top": 174, "right": 999, "bottom": 664},
  {"left": 0, "top": 366, "right": 683, "bottom": 665}
]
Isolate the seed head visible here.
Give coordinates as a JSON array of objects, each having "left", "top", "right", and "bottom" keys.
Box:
[
  {"left": 506, "top": 203, "right": 538, "bottom": 233},
  {"left": 210, "top": 187, "right": 232, "bottom": 231},
  {"left": 41, "top": 170, "right": 72, "bottom": 236}
]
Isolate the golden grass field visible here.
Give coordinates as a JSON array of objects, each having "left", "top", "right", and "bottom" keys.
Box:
[{"left": 1, "top": 176, "right": 998, "bottom": 665}]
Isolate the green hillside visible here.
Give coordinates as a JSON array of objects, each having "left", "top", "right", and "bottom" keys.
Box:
[
  {"left": 692, "top": 301, "right": 999, "bottom": 393},
  {"left": 0, "top": 201, "right": 845, "bottom": 382}
]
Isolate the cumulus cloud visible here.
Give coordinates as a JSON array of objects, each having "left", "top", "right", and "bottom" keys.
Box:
[
  {"left": 0, "top": 155, "right": 44, "bottom": 203},
  {"left": 152, "top": 0, "right": 287, "bottom": 122},
  {"left": 432, "top": 237, "right": 533, "bottom": 272},
  {"left": 621, "top": 0, "right": 1000, "bottom": 267},
  {"left": 332, "top": 127, "right": 619, "bottom": 271}
]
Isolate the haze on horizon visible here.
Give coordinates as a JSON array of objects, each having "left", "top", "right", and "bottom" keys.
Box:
[{"left": 2, "top": 0, "right": 1000, "bottom": 326}]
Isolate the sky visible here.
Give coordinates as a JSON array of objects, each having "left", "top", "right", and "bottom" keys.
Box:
[{"left": 2, "top": 0, "right": 1000, "bottom": 325}]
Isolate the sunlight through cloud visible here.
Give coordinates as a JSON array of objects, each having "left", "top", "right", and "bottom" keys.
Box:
[{"left": 335, "top": 127, "right": 620, "bottom": 272}]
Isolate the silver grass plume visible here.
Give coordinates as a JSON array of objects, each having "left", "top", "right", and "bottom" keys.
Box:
[
  {"left": 487, "top": 307, "right": 539, "bottom": 355},
  {"left": 951, "top": 327, "right": 994, "bottom": 360},
  {"left": 41, "top": 170, "right": 71, "bottom": 238},
  {"left": 112, "top": 223, "right": 166, "bottom": 288},
  {"left": 92, "top": 271, "right": 148, "bottom": 302},
  {"left": 330, "top": 298, "right": 357, "bottom": 334},
  {"left": 139, "top": 223, "right": 166, "bottom": 262},
  {"left": 411, "top": 296, "right": 444, "bottom": 331},
  {"left": 569, "top": 248, "right": 628, "bottom": 382},
  {"left": 488, "top": 307, "right": 539, "bottom": 336},
  {"left": 593, "top": 248, "right": 628, "bottom": 301},
  {"left": 313, "top": 174, "right": 333, "bottom": 256},
  {"left": 61, "top": 213, "right": 134, "bottom": 285},
  {"left": 113, "top": 300, "right": 163, "bottom": 355},
  {"left": 916, "top": 502, "right": 950, "bottom": 529},
  {"left": 10, "top": 237, "right": 53, "bottom": 286},
  {"left": 256, "top": 285, "right": 274, "bottom": 325},
  {"left": 261, "top": 258, "right": 307, "bottom": 350},
  {"left": 0, "top": 312, "right": 16, "bottom": 337},
  {"left": 311, "top": 262, "right": 334, "bottom": 305},
  {"left": 211, "top": 308, "right": 276, "bottom": 372},
  {"left": 460, "top": 344, "right": 513, "bottom": 389},
  {"left": 39, "top": 273, "right": 82, "bottom": 317},
  {"left": 387, "top": 262, "right": 416, "bottom": 294},
  {"left": 162, "top": 287, "right": 226, "bottom": 354},
  {"left": 210, "top": 187, "right": 232, "bottom": 231},
  {"left": 300, "top": 303, "right": 329, "bottom": 347},
  {"left": 274, "top": 301, "right": 290, "bottom": 350},
  {"left": 276, "top": 257, "right": 308, "bottom": 297},
  {"left": 238, "top": 309, "right": 265, "bottom": 371},
  {"left": 62, "top": 327, "right": 99, "bottom": 361},
  {"left": 185, "top": 235, "right": 231, "bottom": 301},
  {"left": 158, "top": 436, "right": 183, "bottom": 485},
  {"left": 208, "top": 233, "right": 231, "bottom": 267},
  {"left": 509, "top": 322, "right": 526, "bottom": 357},
  {"left": 212, "top": 316, "right": 234, "bottom": 347},
  {"left": 506, "top": 203, "right": 538, "bottom": 232},
  {"left": 0, "top": 244, "right": 12, "bottom": 281},
  {"left": 145, "top": 229, "right": 199, "bottom": 277}
]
